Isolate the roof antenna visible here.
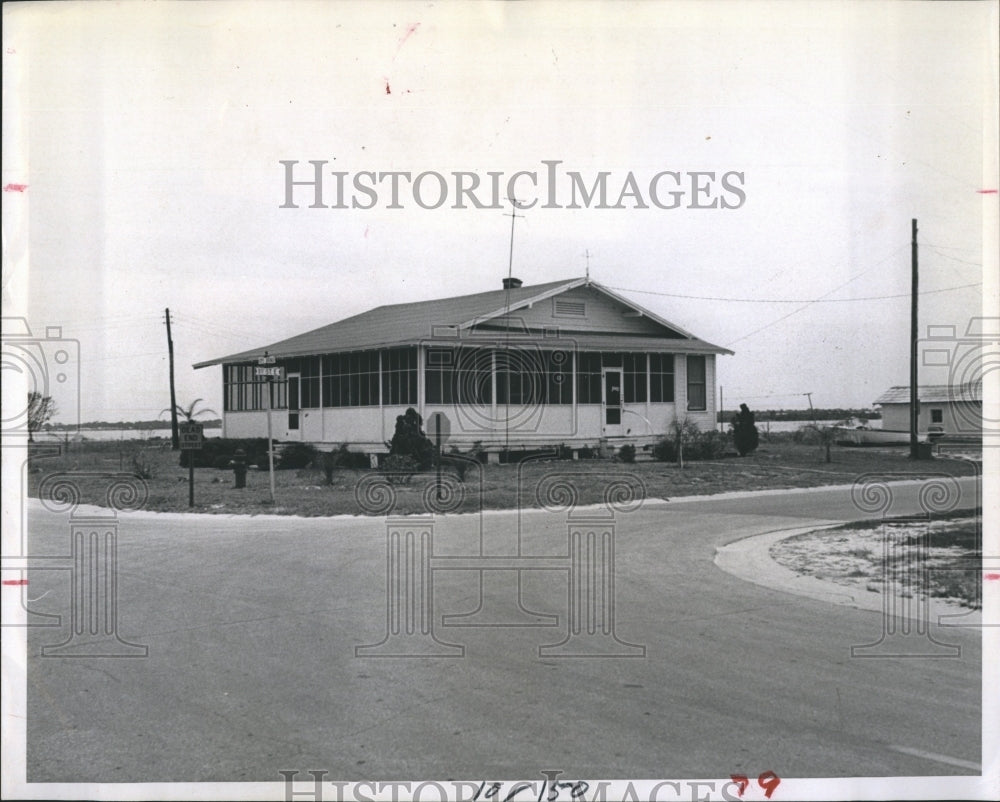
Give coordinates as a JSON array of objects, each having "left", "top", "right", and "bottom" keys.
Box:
[
  {"left": 584, "top": 248, "right": 591, "bottom": 283},
  {"left": 501, "top": 196, "right": 525, "bottom": 455}
]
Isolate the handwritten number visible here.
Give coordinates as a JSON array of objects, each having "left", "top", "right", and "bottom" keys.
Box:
[
  {"left": 758, "top": 771, "right": 780, "bottom": 799},
  {"left": 730, "top": 775, "right": 749, "bottom": 797}
]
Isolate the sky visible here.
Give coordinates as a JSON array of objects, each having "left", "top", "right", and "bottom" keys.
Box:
[{"left": 2, "top": 0, "right": 997, "bottom": 426}]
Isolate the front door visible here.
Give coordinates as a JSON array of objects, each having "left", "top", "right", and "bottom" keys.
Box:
[
  {"left": 286, "top": 373, "right": 302, "bottom": 438},
  {"left": 603, "top": 369, "right": 622, "bottom": 436}
]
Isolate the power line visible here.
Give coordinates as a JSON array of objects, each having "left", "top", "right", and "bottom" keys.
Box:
[{"left": 605, "top": 281, "right": 981, "bottom": 304}]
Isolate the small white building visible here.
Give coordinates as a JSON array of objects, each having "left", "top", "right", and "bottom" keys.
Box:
[
  {"left": 873, "top": 384, "right": 983, "bottom": 438},
  {"left": 194, "top": 277, "right": 733, "bottom": 454}
]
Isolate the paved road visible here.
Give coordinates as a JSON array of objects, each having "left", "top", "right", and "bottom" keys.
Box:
[{"left": 14, "top": 477, "right": 983, "bottom": 785}]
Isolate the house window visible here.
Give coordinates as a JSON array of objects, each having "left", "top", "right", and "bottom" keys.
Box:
[
  {"left": 577, "top": 353, "right": 603, "bottom": 404},
  {"left": 224, "top": 364, "right": 286, "bottom": 411},
  {"left": 546, "top": 349, "right": 573, "bottom": 404},
  {"left": 649, "top": 354, "right": 675, "bottom": 402},
  {"left": 686, "top": 355, "right": 707, "bottom": 411},
  {"left": 496, "top": 348, "right": 546, "bottom": 405},
  {"left": 381, "top": 347, "right": 417, "bottom": 406},
  {"left": 622, "top": 353, "right": 647, "bottom": 403},
  {"left": 322, "top": 352, "right": 380, "bottom": 407},
  {"left": 424, "top": 348, "right": 455, "bottom": 405},
  {"left": 299, "top": 356, "right": 321, "bottom": 408},
  {"left": 454, "top": 348, "right": 493, "bottom": 406},
  {"left": 930, "top": 408, "right": 943, "bottom": 424}
]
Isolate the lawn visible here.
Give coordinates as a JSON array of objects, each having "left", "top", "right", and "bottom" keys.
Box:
[{"left": 23, "top": 436, "right": 980, "bottom": 517}]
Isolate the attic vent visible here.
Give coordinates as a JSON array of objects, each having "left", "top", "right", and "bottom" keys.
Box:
[{"left": 554, "top": 299, "right": 586, "bottom": 317}]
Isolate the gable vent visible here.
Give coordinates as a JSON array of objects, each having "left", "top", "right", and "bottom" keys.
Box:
[{"left": 554, "top": 299, "right": 586, "bottom": 317}]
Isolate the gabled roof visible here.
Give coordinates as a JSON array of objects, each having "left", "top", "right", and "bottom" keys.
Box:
[
  {"left": 193, "top": 278, "right": 732, "bottom": 368},
  {"left": 874, "top": 384, "right": 982, "bottom": 405}
]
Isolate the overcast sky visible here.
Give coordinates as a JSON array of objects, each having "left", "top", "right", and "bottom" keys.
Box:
[{"left": 3, "top": 0, "right": 997, "bottom": 424}]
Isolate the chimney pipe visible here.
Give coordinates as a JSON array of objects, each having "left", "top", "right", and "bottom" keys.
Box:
[{"left": 502, "top": 277, "right": 523, "bottom": 289}]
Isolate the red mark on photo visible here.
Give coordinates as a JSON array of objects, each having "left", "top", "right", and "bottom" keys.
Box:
[
  {"left": 4, "top": 183, "right": 28, "bottom": 193},
  {"left": 730, "top": 771, "right": 781, "bottom": 798},
  {"left": 3, "top": 579, "right": 29, "bottom": 586},
  {"left": 977, "top": 189, "right": 998, "bottom": 194},
  {"left": 984, "top": 573, "right": 1000, "bottom": 581},
  {"left": 395, "top": 22, "right": 420, "bottom": 57},
  {"left": 385, "top": 81, "right": 391, "bottom": 95}
]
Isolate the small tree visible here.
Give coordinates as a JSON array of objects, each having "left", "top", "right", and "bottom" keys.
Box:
[
  {"left": 804, "top": 424, "right": 838, "bottom": 463},
  {"left": 731, "top": 403, "right": 760, "bottom": 457},
  {"left": 164, "top": 398, "right": 218, "bottom": 423},
  {"left": 26, "top": 391, "right": 56, "bottom": 443},
  {"left": 388, "top": 407, "right": 434, "bottom": 470}
]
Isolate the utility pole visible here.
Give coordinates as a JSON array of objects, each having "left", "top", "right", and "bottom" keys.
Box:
[
  {"left": 165, "top": 308, "right": 179, "bottom": 450},
  {"left": 804, "top": 392, "right": 816, "bottom": 425},
  {"left": 910, "top": 218, "right": 920, "bottom": 459}
]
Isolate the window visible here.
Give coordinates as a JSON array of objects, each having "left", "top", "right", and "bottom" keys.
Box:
[
  {"left": 455, "top": 348, "right": 493, "bottom": 406},
  {"left": 321, "top": 352, "right": 379, "bottom": 407},
  {"left": 425, "top": 348, "right": 456, "bottom": 404},
  {"left": 381, "top": 347, "right": 417, "bottom": 406},
  {"left": 299, "top": 356, "right": 321, "bottom": 409},
  {"left": 686, "top": 355, "right": 706, "bottom": 411},
  {"left": 930, "top": 408, "right": 943, "bottom": 424},
  {"left": 223, "top": 364, "right": 286, "bottom": 411},
  {"left": 496, "top": 348, "right": 545, "bottom": 405},
  {"left": 546, "top": 349, "right": 573, "bottom": 404},
  {"left": 577, "top": 353, "right": 603, "bottom": 404},
  {"left": 622, "top": 353, "right": 647, "bottom": 403},
  {"left": 650, "top": 354, "right": 675, "bottom": 402}
]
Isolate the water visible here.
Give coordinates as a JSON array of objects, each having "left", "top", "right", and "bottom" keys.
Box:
[{"left": 37, "top": 427, "right": 224, "bottom": 442}]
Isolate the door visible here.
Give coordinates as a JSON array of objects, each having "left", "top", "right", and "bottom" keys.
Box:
[
  {"left": 286, "top": 373, "right": 302, "bottom": 438},
  {"left": 603, "top": 369, "right": 622, "bottom": 435}
]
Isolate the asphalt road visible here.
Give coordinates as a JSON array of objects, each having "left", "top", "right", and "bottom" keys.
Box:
[{"left": 15, "top": 476, "right": 983, "bottom": 784}]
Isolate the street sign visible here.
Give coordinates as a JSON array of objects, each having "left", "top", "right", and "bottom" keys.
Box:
[
  {"left": 255, "top": 366, "right": 285, "bottom": 379},
  {"left": 428, "top": 411, "right": 450, "bottom": 443},
  {"left": 178, "top": 421, "right": 204, "bottom": 450},
  {"left": 258, "top": 355, "right": 276, "bottom": 365}
]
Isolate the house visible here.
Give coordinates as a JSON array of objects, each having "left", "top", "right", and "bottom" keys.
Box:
[
  {"left": 193, "top": 276, "right": 733, "bottom": 457},
  {"left": 873, "top": 384, "right": 983, "bottom": 439}
]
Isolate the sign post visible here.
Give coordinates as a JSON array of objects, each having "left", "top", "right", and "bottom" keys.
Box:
[
  {"left": 256, "top": 354, "right": 282, "bottom": 504},
  {"left": 178, "top": 421, "right": 204, "bottom": 507},
  {"left": 428, "top": 412, "right": 450, "bottom": 501}
]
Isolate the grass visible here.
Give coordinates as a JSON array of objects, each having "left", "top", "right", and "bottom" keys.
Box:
[{"left": 24, "top": 438, "right": 980, "bottom": 517}]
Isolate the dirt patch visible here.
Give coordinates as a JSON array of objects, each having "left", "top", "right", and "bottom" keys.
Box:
[{"left": 769, "top": 511, "right": 981, "bottom": 609}]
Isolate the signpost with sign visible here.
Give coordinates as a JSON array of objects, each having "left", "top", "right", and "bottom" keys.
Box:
[
  {"left": 257, "top": 354, "right": 279, "bottom": 503},
  {"left": 179, "top": 421, "right": 204, "bottom": 507}
]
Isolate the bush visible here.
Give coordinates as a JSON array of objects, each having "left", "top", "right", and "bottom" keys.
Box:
[
  {"left": 381, "top": 454, "right": 419, "bottom": 484},
  {"left": 277, "top": 442, "right": 318, "bottom": 470},
  {"left": 179, "top": 437, "right": 269, "bottom": 469},
  {"left": 131, "top": 449, "right": 154, "bottom": 480},
  {"left": 388, "top": 408, "right": 434, "bottom": 470},
  {"left": 578, "top": 445, "right": 595, "bottom": 459},
  {"left": 617, "top": 444, "right": 636, "bottom": 463},
  {"left": 731, "top": 404, "right": 760, "bottom": 456},
  {"left": 321, "top": 444, "right": 369, "bottom": 483},
  {"left": 653, "top": 421, "right": 727, "bottom": 463}
]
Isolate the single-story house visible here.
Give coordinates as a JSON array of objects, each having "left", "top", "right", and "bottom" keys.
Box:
[
  {"left": 193, "top": 276, "right": 733, "bottom": 456},
  {"left": 873, "top": 384, "right": 983, "bottom": 438}
]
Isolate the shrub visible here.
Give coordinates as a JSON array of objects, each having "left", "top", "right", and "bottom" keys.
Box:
[
  {"left": 653, "top": 420, "right": 727, "bottom": 463},
  {"left": 179, "top": 437, "right": 269, "bottom": 468},
  {"left": 277, "top": 442, "right": 318, "bottom": 470},
  {"left": 322, "top": 444, "right": 369, "bottom": 483},
  {"left": 131, "top": 449, "right": 154, "bottom": 480},
  {"left": 381, "top": 454, "right": 419, "bottom": 484},
  {"left": 578, "top": 444, "right": 595, "bottom": 460},
  {"left": 617, "top": 443, "right": 636, "bottom": 463},
  {"left": 731, "top": 404, "right": 760, "bottom": 457},
  {"left": 388, "top": 408, "right": 434, "bottom": 470}
]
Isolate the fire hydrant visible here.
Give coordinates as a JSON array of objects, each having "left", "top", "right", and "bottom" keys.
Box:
[{"left": 231, "top": 449, "right": 248, "bottom": 489}]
